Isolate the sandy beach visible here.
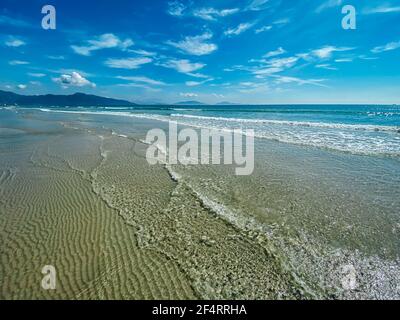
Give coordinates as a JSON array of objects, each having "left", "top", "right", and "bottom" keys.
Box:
[{"left": 1, "top": 106, "right": 399, "bottom": 299}]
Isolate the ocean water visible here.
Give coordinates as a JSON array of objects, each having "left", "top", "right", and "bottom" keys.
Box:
[
  {"left": 36, "top": 104, "right": 400, "bottom": 157},
  {"left": 1, "top": 105, "right": 400, "bottom": 299}
]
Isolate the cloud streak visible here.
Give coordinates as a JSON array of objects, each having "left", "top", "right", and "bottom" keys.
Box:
[
  {"left": 71, "top": 34, "right": 133, "bottom": 56},
  {"left": 193, "top": 7, "right": 239, "bottom": 21},
  {"left": 166, "top": 33, "right": 217, "bottom": 56},
  {"left": 5, "top": 37, "right": 26, "bottom": 47},
  {"left": 225, "top": 22, "right": 255, "bottom": 36},
  {"left": 371, "top": 41, "right": 400, "bottom": 53},
  {"left": 105, "top": 57, "right": 152, "bottom": 69}
]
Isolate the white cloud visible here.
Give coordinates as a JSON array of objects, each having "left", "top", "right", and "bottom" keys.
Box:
[
  {"left": 266, "top": 56, "right": 299, "bottom": 68},
  {"left": 17, "top": 84, "right": 27, "bottom": 90},
  {"left": 312, "top": 46, "right": 354, "bottom": 59},
  {"left": 358, "top": 55, "right": 379, "bottom": 60},
  {"left": 71, "top": 33, "right": 134, "bottom": 56},
  {"left": 273, "top": 75, "right": 327, "bottom": 87},
  {"left": 255, "top": 25, "right": 272, "bottom": 34},
  {"left": 166, "top": 33, "right": 217, "bottom": 56},
  {"left": 363, "top": 6, "right": 400, "bottom": 14},
  {"left": 186, "top": 72, "right": 209, "bottom": 79},
  {"left": 315, "top": 0, "right": 343, "bottom": 13},
  {"left": 128, "top": 49, "right": 156, "bottom": 56},
  {"left": 253, "top": 67, "right": 283, "bottom": 75},
  {"left": 167, "top": 1, "right": 186, "bottom": 17},
  {"left": 273, "top": 18, "right": 290, "bottom": 25},
  {"left": 53, "top": 72, "right": 96, "bottom": 88},
  {"left": 5, "top": 37, "right": 26, "bottom": 47},
  {"left": 159, "top": 59, "right": 205, "bottom": 75},
  {"left": 335, "top": 58, "right": 353, "bottom": 62},
  {"left": 180, "top": 92, "right": 198, "bottom": 98},
  {"left": 116, "top": 76, "right": 166, "bottom": 86},
  {"left": 47, "top": 55, "right": 65, "bottom": 60},
  {"left": 105, "top": 57, "right": 152, "bottom": 69},
  {"left": 9, "top": 60, "right": 29, "bottom": 65},
  {"left": 28, "top": 73, "right": 46, "bottom": 78},
  {"left": 316, "top": 64, "right": 338, "bottom": 70},
  {"left": 264, "top": 47, "right": 286, "bottom": 58},
  {"left": 193, "top": 7, "right": 239, "bottom": 21},
  {"left": 246, "top": 0, "right": 270, "bottom": 11},
  {"left": 371, "top": 41, "right": 400, "bottom": 53},
  {"left": 224, "top": 22, "right": 254, "bottom": 36},
  {"left": 212, "top": 93, "right": 225, "bottom": 98}
]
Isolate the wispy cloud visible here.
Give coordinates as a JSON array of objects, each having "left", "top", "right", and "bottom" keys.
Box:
[
  {"left": 116, "top": 76, "right": 166, "bottom": 86},
  {"left": 224, "top": 22, "right": 255, "bottom": 36},
  {"left": 255, "top": 25, "right": 272, "bottom": 34},
  {"left": 266, "top": 56, "right": 299, "bottom": 69},
  {"left": 53, "top": 72, "right": 95, "bottom": 88},
  {"left": 273, "top": 18, "right": 290, "bottom": 25},
  {"left": 264, "top": 47, "right": 286, "bottom": 58},
  {"left": 193, "top": 7, "right": 239, "bottom": 21},
  {"left": 316, "top": 64, "right": 338, "bottom": 70},
  {"left": 335, "top": 58, "right": 353, "bottom": 62},
  {"left": 28, "top": 73, "right": 46, "bottom": 78},
  {"left": 371, "top": 41, "right": 400, "bottom": 53},
  {"left": 47, "top": 55, "right": 65, "bottom": 60},
  {"left": 252, "top": 56, "right": 299, "bottom": 76},
  {"left": 180, "top": 92, "right": 198, "bottom": 98},
  {"left": 273, "top": 75, "right": 327, "bottom": 87},
  {"left": 315, "top": 0, "right": 343, "bottom": 13},
  {"left": 5, "top": 37, "right": 26, "bottom": 47},
  {"left": 158, "top": 59, "right": 205, "bottom": 75},
  {"left": 312, "top": 46, "right": 354, "bottom": 59},
  {"left": 363, "top": 6, "right": 400, "bottom": 14},
  {"left": 238, "top": 81, "right": 270, "bottom": 94},
  {"left": 246, "top": 0, "right": 271, "bottom": 11},
  {"left": 9, "top": 60, "right": 29, "bottom": 65},
  {"left": 71, "top": 33, "right": 134, "bottom": 56},
  {"left": 167, "top": 1, "right": 187, "bottom": 17},
  {"left": 128, "top": 49, "right": 157, "bottom": 56},
  {"left": 17, "top": 84, "right": 27, "bottom": 90},
  {"left": 166, "top": 33, "right": 217, "bottom": 56},
  {"left": 104, "top": 57, "right": 152, "bottom": 69}
]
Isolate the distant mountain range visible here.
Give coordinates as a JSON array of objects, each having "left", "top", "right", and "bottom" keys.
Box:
[
  {"left": 174, "top": 100, "right": 205, "bottom": 106},
  {"left": 0, "top": 90, "right": 240, "bottom": 107},
  {"left": 0, "top": 90, "right": 136, "bottom": 106}
]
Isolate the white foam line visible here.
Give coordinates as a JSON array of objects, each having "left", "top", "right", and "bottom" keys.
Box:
[{"left": 170, "top": 114, "right": 400, "bottom": 133}]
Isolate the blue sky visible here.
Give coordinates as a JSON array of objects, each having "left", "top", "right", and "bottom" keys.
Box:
[{"left": 1, "top": 0, "right": 400, "bottom": 104}]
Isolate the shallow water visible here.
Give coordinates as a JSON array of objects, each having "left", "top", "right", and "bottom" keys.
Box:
[{"left": 1, "top": 106, "right": 399, "bottom": 299}]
